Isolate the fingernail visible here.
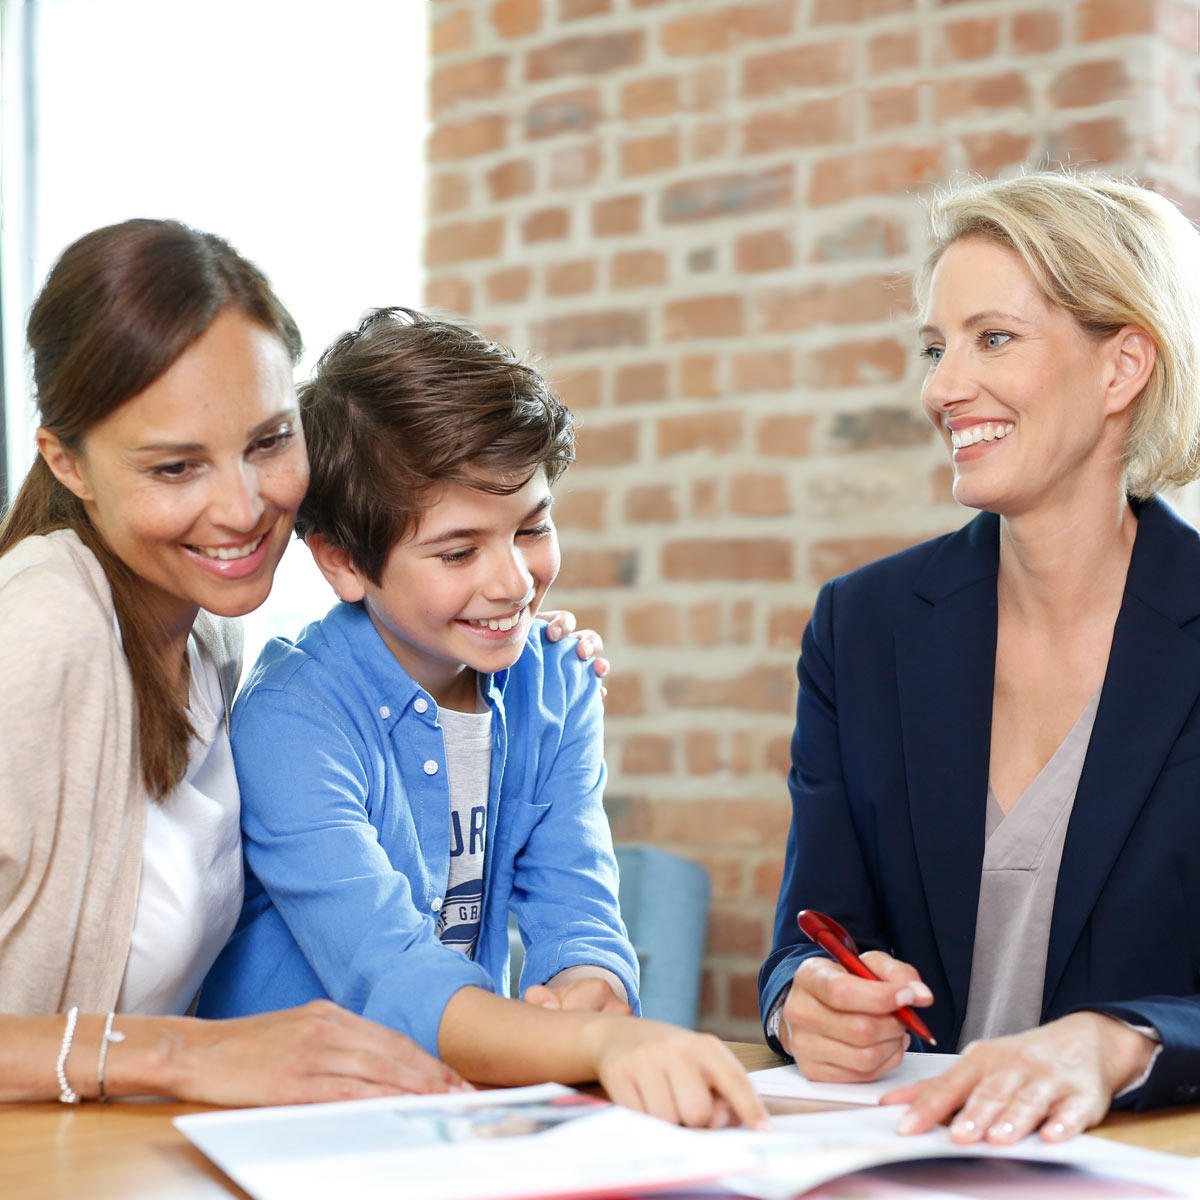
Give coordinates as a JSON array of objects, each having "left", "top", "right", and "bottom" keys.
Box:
[
  {"left": 896, "top": 1112, "right": 921, "bottom": 1135},
  {"left": 911, "top": 983, "right": 933, "bottom": 1003},
  {"left": 1047, "top": 1121, "right": 1067, "bottom": 1140},
  {"left": 988, "top": 1121, "right": 1015, "bottom": 1140},
  {"left": 547, "top": 625, "right": 561, "bottom": 640},
  {"left": 752, "top": 1116, "right": 771, "bottom": 1132},
  {"left": 950, "top": 1117, "right": 976, "bottom": 1136},
  {"left": 894, "top": 988, "right": 915, "bottom": 1007}
]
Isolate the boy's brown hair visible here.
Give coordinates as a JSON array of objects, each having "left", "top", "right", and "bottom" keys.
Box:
[{"left": 296, "top": 307, "right": 575, "bottom": 583}]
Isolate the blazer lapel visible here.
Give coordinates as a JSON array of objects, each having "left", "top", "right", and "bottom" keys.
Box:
[
  {"left": 1045, "top": 497, "right": 1200, "bottom": 1004},
  {"left": 895, "top": 513, "right": 999, "bottom": 1026}
]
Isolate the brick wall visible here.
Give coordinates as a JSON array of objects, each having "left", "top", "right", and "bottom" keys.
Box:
[{"left": 425, "top": 0, "right": 1200, "bottom": 1039}]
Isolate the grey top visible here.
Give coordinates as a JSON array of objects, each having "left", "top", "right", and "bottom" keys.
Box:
[{"left": 958, "top": 686, "right": 1102, "bottom": 1047}]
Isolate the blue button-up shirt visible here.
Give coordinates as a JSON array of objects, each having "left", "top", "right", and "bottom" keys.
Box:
[{"left": 199, "top": 601, "right": 639, "bottom": 1056}]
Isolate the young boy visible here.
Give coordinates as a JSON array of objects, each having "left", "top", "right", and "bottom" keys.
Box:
[{"left": 200, "top": 308, "right": 763, "bottom": 1128}]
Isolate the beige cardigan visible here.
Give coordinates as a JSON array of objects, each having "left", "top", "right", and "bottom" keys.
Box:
[{"left": 0, "top": 530, "right": 240, "bottom": 1013}]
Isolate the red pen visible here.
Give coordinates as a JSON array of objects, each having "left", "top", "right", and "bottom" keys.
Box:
[{"left": 797, "top": 909, "right": 937, "bottom": 1046}]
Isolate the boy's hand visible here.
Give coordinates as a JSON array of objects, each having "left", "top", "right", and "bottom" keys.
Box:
[
  {"left": 524, "top": 968, "right": 631, "bottom": 1015},
  {"left": 540, "top": 609, "right": 610, "bottom": 692}
]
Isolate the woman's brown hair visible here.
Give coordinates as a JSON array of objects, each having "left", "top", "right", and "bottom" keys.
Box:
[{"left": 0, "top": 218, "right": 301, "bottom": 797}]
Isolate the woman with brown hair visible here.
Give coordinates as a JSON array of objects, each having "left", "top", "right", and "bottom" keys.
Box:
[{"left": 0, "top": 218, "right": 462, "bottom": 1104}]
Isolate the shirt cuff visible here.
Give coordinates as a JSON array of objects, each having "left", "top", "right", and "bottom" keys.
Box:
[
  {"left": 765, "top": 982, "right": 792, "bottom": 1044},
  {"left": 1113, "top": 1021, "right": 1163, "bottom": 1099}
]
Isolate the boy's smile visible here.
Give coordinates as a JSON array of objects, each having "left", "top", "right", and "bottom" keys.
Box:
[{"left": 330, "top": 469, "right": 560, "bottom": 710}]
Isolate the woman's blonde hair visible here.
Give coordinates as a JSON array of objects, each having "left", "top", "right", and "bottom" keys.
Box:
[{"left": 917, "top": 170, "right": 1200, "bottom": 497}]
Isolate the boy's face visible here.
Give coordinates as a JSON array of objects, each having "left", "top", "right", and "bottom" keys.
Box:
[{"left": 361, "top": 468, "right": 560, "bottom": 708}]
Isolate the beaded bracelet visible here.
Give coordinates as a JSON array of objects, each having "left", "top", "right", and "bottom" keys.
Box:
[
  {"left": 56, "top": 1006, "right": 80, "bottom": 1104},
  {"left": 96, "top": 1011, "right": 125, "bottom": 1102}
]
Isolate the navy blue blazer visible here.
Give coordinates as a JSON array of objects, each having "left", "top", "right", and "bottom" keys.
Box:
[{"left": 760, "top": 495, "right": 1200, "bottom": 1110}]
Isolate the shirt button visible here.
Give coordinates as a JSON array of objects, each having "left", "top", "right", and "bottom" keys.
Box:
[
  {"left": 431, "top": 897, "right": 442, "bottom": 912},
  {"left": 414, "top": 698, "right": 429, "bottom": 714},
  {"left": 378, "top": 705, "right": 390, "bottom": 719},
  {"left": 423, "top": 760, "right": 438, "bottom": 775}
]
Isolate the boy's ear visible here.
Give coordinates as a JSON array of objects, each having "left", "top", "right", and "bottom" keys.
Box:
[
  {"left": 37, "top": 428, "right": 94, "bottom": 502},
  {"left": 306, "top": 533, "right": 368, "bottom": 603}
]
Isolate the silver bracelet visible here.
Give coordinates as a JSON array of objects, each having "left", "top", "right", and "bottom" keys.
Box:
[
  {"left": 96, "top": 1011, "right": 125, "bottom": 1102},
  {"left": 56, "top": 1006, "right": 80, "bottom": 1104}
]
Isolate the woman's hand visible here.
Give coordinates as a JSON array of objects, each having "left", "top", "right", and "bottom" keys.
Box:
[
  {"left": 781, "top": 950, "right": 933, "bottom": 1082},
  {"left": 883, "top": 1012, "right": 1157, "bottom": 1143},
  {"left": 540, "top": 609, "right": 610, "bottom": 688},
  {"left": 585, "top": 1018, "right": 769, "bottom": 1131},
  {"left": 166, "top": 1000, "right": 466, "bottom": 1107},
  {"left": 523, "top": 968, "right": 631, "bottom": 1015}
]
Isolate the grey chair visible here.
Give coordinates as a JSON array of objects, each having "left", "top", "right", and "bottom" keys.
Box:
[{"left": 508, "top": 842, "right": 711, "bottom": 1029}]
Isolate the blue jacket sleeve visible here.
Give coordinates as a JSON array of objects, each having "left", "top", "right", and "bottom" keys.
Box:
[
  {"left": 758, "top": 579, "right": 885, "bottom": 1054},
  {"left": 506, "top": 636, "right": 640, "bottom": 1010},
  {"left": 231, "top": 682, "right": 492, "bottom": 1056}
]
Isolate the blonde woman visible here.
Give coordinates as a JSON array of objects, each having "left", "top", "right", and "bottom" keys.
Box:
[{"left": 762, "top": 171, "right": 1200, "bottom": 1141}]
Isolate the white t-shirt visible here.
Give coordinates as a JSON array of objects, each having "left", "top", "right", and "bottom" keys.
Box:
[{"left": 117, "top": 633, "right": 243, "bottom": 1015}]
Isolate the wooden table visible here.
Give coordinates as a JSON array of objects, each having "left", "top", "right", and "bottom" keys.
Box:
[{"left": 3, "top": 1042, "right": 1199, "bottom": 1199}]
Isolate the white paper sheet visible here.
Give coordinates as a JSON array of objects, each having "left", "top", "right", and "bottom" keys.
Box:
[{"left": 750, "top": 1051, "right": 960, "bottom": 1104}]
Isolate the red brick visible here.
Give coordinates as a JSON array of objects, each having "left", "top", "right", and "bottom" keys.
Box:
[
  {"left": 731, "top": 473, "right": 790, "bottom": 515},
  {"left": 963, "top": 130, "right": 1032, "bottom": 176},
  {"left": 491, "top": 0, "right": 543, "bottom": 38},
  {"left": 425, "top": 275, "right": 473, "bottom": 315},
  {"left": 664, "top": 295, "right": 744, "bottom": 339},
  {"left": 731, "top": 600, "right": 754, "bottom": 643},
  {"left": 525, "top": 87, "right": 602, "bottom": 138},
  {"left": 810, "top": 534, "right": 928, "bottom": 579},
  {"left": 1076, "top": 0, "right": 1157, "bottom": 41},
  {"left": 934, "top": 72, "right": 1030, "bottom": 119},
  {"left": 661, "top": 663, "right": 797, "bottom": 710},
  {"left": 574, "top": 420, "right": 640, "bottom": 465},
  {"left": 614, "top": 361, "right": 669, "bottom": 404},
  {"left": 620, "top": 131, "right": 680, "bottom": 177},
  {"left": 662, "top": 540, "right": 792, "bottom": 582},
  {"left": 690, "top": 121, "right": 731, "bottom": 160},
  {"left": 806, "top": 338, "right": 907, "bottom": 388},
  {"left": 728, "top": 968, "right": 768, "bottom": 1022},
  {"left": 742, "top": 96, "right": 856, "bottom": 154},
  {"left": 681, "top": 355, "right": 720, "bottom": 398},
  {"left": 487, "top": 159, "right": 535, "bottom": 201},
  {"left": 431, "top": 56, "right": 507, "bottom": 114},
  {"left": 937, "top": 16, "right": 999, "bottom": 63},
  {"left": 691, "top": 852, "right": 744, "bottom": 902},
  {"left": 732, "top": 350, "right": 792, "bottom": 391},
  {"left": 592, "top": 195, "right": 643, "bottom": 236},
  {"left": 768, "top": 605, "right": 811, "bottom": 647},
  {"left": 812, "top": 0, "right": 913, "bottom": 21},
  {"left": 707, "top": 911, "right": 767, "bottom": 955},
  {"left": 611, "top": 249, "right": 667, "bottom": 288},
  {"left": 684, "top": 729, "right": 722, "bottom": 775},
  {"left": 868, "top": 84, "right": 919, "bottom": 134},
  {"left": 812, "top": 214, "right": 907, "bottom": 261},
  {"left": 660, "top": 3, "right": 796, "bottom": 56},
  {"left": 765, "top": 736, "right": 791, "bottom": 774},
  {"left": 691, "top": 480, "right": 719, "bottom": 520},
  {"left": 622, "top": 734, "right": 674, "bottom": 774},
  {"left": 1049, "top": 59, "right": 1131, "bottom": 108},
  {"left": 755, "top": 414, "right": 813, "bottom": 456},
  {"left": 623, "top": 484, "right": 679, "bottom": 523},
  {"left": 545, "top": 259, "right": 598, "bottom": 296},
  {"left": 658, "top": 411, "right": 742, "bottom": 456},
  {"left": 553, "top": 487, "right": 606, "bottom": 530},
  {"left": 753, "top": 856, "right": 785, "bottom": 901},
  {"left": 425, "top": 218, "right": 504, "bottom": 266},
  {"left": 687, "top": 63, "right": 729, "bottom": 111},
  {"left": 688, "top": 601, "right": 721, "bottom": 644},
  {"left": 662, "top": 164, "right": 793, "bottom": 223},
  {"left": 810, "top": 144, "right": 943, "bottom": 205},
  {"left": 829, "top": 405, "right": 933, "bottom": 451},
  {"left": 522, "top": 207, "right": 570, "bottom": 243},
  {"left": 625, "top": 603, "right": 683, "bottom": 645},
  {"left": 535, "top": 310, "right": 647, "bottom": 355},
  {"left": 430, "top": 170, "right": 471, "bottom": 213},
  {"left": 621, "top": 75, "right": 682, "bottom": 119},
  {"left": 431, "top": 9, "right": 473, "bottom": 55},
  {"left": 603, "top": 673, "right": 644, "bottom": 716},
  {"left": 554, "top": 367, "right": 603, "bottom": 410},
  {"left": 758, "top": 276, "right": 900, "bottom": 332},
  {"left": 735, "top": 230, "right": 793, "bottom": 273},
  {"left": 740, "top": 40, "right": 855, "bottom": 96},
  {"left": 485, "top": 265, "right": 533, "bottom": 304},
  {"left": 868, "top": 29, "right": 918, "bottom": 73},
  {"left": 1051, "top": 115, "right": 1129, "bottom": 162},
  {"left": 526, "top": 31, "right": 643, "bottom": 80},
  {"left": 549, "top": 143, "right": 602, "bottom": 189},
  {"left": 1011, "top": 9, "right": 1061, "bottom": 53},
  {"left": 560, "top": 0, "right": 612, "bottom": 17},
  {"left": 554, "top": 547, "right": 638, "bottom": 588},
  {"left": 429, "top": 115, "right": 507, "bottom": 161}
]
